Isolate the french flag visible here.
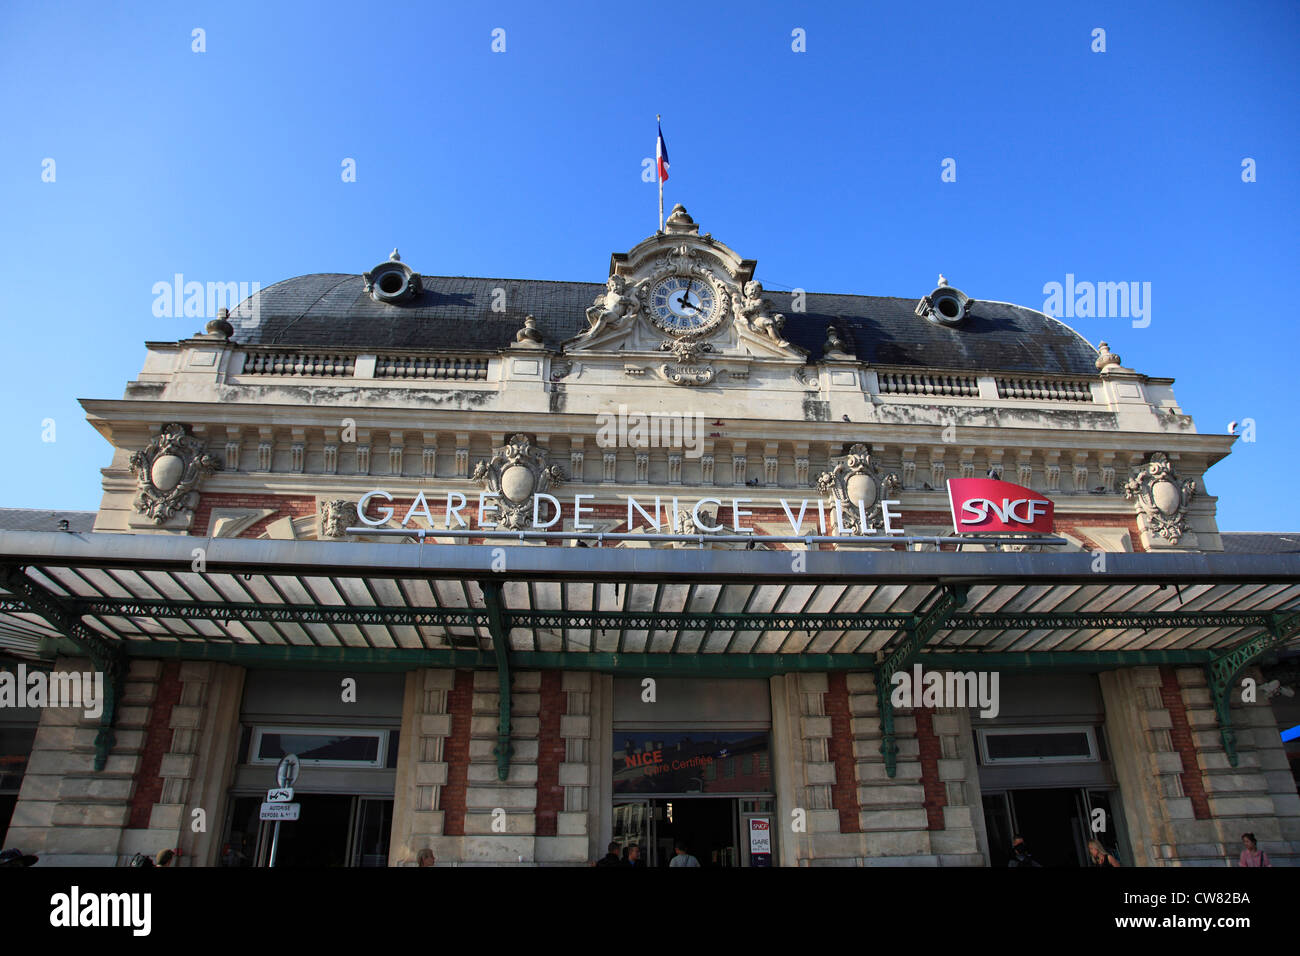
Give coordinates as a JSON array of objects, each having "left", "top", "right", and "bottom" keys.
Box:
[{"left": 656, "top": 121, "right": 669, "bottom": 182}]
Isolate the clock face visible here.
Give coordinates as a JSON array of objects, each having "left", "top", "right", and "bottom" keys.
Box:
[{"left": 649, "top": 275, "right": 720, "bottom": 336}]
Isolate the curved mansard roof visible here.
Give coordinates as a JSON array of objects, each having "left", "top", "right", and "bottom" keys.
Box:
[{"left": 226, "top": 272, "right": 1102, "bottom": 377}]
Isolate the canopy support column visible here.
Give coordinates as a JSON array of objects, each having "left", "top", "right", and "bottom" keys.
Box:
[
  {"left": 1207, "top": 611, "right": 1300, "bottom": 766},
  {"left": 1, "top": 565, "right": 127, "bottom": 771},
  {"left": 875, "top": 585, "right": 968, "bottom": 778},
  {"left": 479, "top": 579, "right": 514, "bottom": 782}
]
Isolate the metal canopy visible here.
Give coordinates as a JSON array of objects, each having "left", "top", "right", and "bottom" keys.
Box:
[
  {"left": 2, "top": 531, "right": 1298, "bottom": 776},
  {"left": 1, "top": 531, "right": 1298, "bottom": 661}
]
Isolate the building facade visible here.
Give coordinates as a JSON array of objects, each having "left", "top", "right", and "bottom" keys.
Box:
[{"left": 2, "top": 205, "right": 1298, "bottom": 866}]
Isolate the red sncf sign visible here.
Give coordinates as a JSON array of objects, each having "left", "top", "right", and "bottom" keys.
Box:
[{"left": 947, "top": 478, "right": 1054, "bottom": 534}]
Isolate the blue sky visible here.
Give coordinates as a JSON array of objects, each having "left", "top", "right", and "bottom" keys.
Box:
[{"left": 1, "top": 1, "right": 1296, "bottom": 529}]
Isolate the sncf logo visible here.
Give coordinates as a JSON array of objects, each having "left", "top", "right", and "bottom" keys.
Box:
[
  {"left": 961, "top": 498, "right": 1050, "bottom": 525},
  {"left": 947, "top": 478, "right": 1054, "bottom": 534}
]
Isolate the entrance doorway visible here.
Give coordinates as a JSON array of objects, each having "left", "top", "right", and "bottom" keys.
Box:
[
  {"left": 613, "top": 797, "right": 775, "bottom": 866},
  {"left": 221, "top": 794, "right": 393, "bottom": 867},
  {"left": 983, "top": 788, "right": 1126, "bottom": 866}
]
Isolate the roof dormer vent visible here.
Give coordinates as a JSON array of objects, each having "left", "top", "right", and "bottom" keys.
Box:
[
  {"left": 363, "top": 249, "right": 424, "bottom": 303},
  {"left": 915, "top": 274, "right": 973, "bottom": 326}
]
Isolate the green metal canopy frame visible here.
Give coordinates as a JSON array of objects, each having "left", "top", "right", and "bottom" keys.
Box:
[
  {"left": 1206, "top": 611, "right": 1300, "bottom": 767},
  {"left": 1, "top": 567, "right": 126, "bottom": 771},
  {"left": 2, "top": 534, "right": 1299, "bottom": 780}
]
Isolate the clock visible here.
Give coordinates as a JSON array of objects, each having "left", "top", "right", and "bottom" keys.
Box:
[{"left": 648, "top": 275, "right": 721, "bottom": 336}]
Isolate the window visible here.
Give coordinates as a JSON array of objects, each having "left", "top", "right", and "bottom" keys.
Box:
[
  {"left": 250, "top": 726, "right": 388, "bottom": 769},
  {"left": 977, "top": 726, "right": 1098, "bottom": 765}
]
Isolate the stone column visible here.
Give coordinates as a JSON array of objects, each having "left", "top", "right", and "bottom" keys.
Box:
[
  {"left": 534, "top": 670, "right": 593, "bottom": 864},
  {"left": 846, "top": 671, "right": 927, "bottom": 863},
  {"left": 589, "top": 674, "right": 613, "bottom": 861},
  {"left": 463, "top": 669, "right": 540, "bottom": 863},
  {"left": 389, "top": 668, "right": 455, "bottom": 865},
  {"left": 7, "top": 656, "right": 155, "bottom": 865},
  {"left": 117, "top": 661, "right": 244, "bottom": 866},
  {"left": 770, "top": 673, "right": 842, "bottom": 864}
]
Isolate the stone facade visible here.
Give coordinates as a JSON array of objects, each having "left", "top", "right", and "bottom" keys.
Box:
[
  {"left": 8, "top": 210, "right": 1295, "bottom": 867},
  {"left": 1102, "top": 666, "right": 1300, "bottom": 866}
]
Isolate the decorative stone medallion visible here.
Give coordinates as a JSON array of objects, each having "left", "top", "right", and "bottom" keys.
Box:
[
  {"left": 656, "top": 339, "right": 716, "bottom": 386},
  {"left": 1123, "top": 452, "right": 1196, "bottom": 544},
  {"left": 815, "top": 444, "right": 901, "bottom": 534},
  {"left": 471, "top": 434, "right": 566, "bottom": 530},
  {"left": 128, "top": 423, "right": 221, "bottom": 524}
]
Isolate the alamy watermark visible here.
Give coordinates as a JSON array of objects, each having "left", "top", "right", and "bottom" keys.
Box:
[
  {"left": 1042, "top": 274, "right": 1150, "bottom": 328},
  {"left": 890, "top": 664, "right": 1000, "bottom": 718},
  {"left": 152, "top": 273, "right": 260, "bottom": 325},
  {"left": 1, "top": 665, "right": 103, "bottom": 719},
  {"left": 595, "top": 404, "right": 705, "bottom": 458}
]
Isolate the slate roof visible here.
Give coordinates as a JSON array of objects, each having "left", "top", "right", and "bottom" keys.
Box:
[
  {"left": 227, "top": 273, "right": 1102, "bottom": 376},
  {"left": 0, "top": 509, "right": 96, "bottom": 532},
  {"left": 1220, "top": 533, "right": 1300, "bottom": 554}
]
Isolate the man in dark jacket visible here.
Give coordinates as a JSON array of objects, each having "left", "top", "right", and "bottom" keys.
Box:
[
  {"left": 1007, "top": 835, "right": 1042, "bottom": 867},
  {"left": 595, "top": 842, "right": 622, "bottom": 867}
]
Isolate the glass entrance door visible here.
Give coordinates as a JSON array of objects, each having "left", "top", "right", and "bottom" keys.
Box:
[
  {"left": 614, "top": 797, "right": 777, "bottom": 867},
  {"left": 221, "top": 794, "right": 393, "bottom": 867},
  {"left": 612, "top": 799, "right": 654, "bottom": 865},
  {"left": 982, "top": 788, "right": 1129, "bottom": 866}
]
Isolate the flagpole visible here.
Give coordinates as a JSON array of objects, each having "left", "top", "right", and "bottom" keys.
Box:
[{"left": 657, "top": 114, "right": 664, "bottom": 233}]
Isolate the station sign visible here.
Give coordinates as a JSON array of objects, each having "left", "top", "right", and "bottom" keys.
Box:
[
  {"left": 749, "top": 817, "right": 771, "bottom": 854},
  {"left": 259, "top": 802, "right": 301, "bottom": 821},
  {"left": 947, "top": 478, "right": 1054, "bottom": 535}
]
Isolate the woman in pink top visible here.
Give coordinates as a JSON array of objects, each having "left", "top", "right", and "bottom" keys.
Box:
[{"left": 1239, "top": 832, "right": 1271, "bottom": 867}]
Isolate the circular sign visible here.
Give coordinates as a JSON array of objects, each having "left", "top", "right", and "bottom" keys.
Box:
[{"left": 276, "top": 753, "right": 301, "bottom": 788}]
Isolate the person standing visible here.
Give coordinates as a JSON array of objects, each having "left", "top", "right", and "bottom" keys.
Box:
[
  {"left": 416, "top": 848, "right": 436, "bottom": 867},
  {"left": 669, "top": 841, "right": 699, "bottom": 867},
  {"left": 623, "top": 844, "right": 643, "bottom": 867},
  {"left": 1007, "top": 835, "right": 1042, "bottom": 867},
  {"left": 1239, "top": 833, "right": 1271, "bottom": 867},
  {"left": 1087, "top": 840, "right": 1120, "bottom": 867},
  {"left": 595, "top": 842, "right": 622, "bottom": 867}
]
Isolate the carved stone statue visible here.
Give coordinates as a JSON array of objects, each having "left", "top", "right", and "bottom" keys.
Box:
[
  {"left": 585, "top": 275, "right": 644, "bottom": 337},
  {"left": 128, "top": 423, "right": 221, "bottom": 524},
  {"left": 735, "top": 281, "right": 789, "bottom": 346},
  {"left": 319, "top": 499, "right": 358, "bottom": 539},
  {"left": 1123, "top": 452, "right": 1196, "bottom": 544},
  {"left": 815, "top": 444, "right": 900, "bottom": 534},
  {"left": 471, "top": 434, "right": 566, "bottom": 530}
]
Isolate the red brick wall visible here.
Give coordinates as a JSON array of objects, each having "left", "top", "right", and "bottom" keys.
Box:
[
  {"left": 915, "top": 707, "right": 948, "bottom": 831},
  {"left": 535, "top": 671, "right": 566, "bottom": 837},
  {"left": 441, "top": 670, "right": 475, "bottom": 836},
  {"left": 1159, "top": 666, "right": 1212, "bottom": 820},
  {"left": 825, "top": 673, "right": 861, "bottom": 833},
  {"left": 191, "top": 494, "right": 317, "bottom": 538},
  {"left": 127, "top": 661, "right": 183, "bottom": 829}
]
